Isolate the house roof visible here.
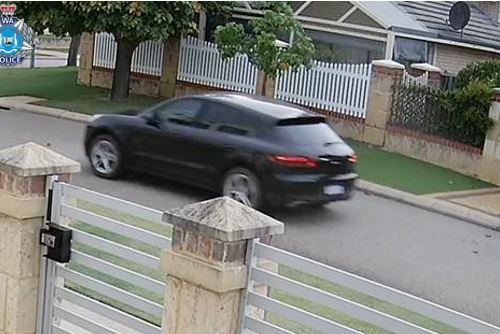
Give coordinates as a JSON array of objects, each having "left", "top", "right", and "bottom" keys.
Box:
[
  {"left": 235, "top": 1, "right": 500, "bottom": 51},
  {"left": 356, "top": 2, "right": 428, "bottom": 32},
  {"left": 396, "top": 1, "right": 500, "bottom": 49}
]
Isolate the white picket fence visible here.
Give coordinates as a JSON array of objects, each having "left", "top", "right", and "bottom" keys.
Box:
[
  {"left": 92, "top": 34, "right": 373, "bottom": 118},
  {"left": 177, "top": 36, "right": 258, "bottom": 94},
  {"left": 275, "top": 61, "right": 372, "bottom": 119},
  {"left": 403, "top": 70, "right": 428, "bottom": 86},
  {"left": 93, "top": 32, "right": 164, "bottom": 77}
]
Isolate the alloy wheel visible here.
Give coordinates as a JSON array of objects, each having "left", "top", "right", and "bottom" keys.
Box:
[
  {"left": 90, "top": 140, "right": 119, "bottom": 175},
  {"left": 223, "top": 172, "right": 259, "bottom": 208}
]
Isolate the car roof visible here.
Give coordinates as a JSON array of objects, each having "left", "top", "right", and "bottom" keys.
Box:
[{"left": 194, "top": 93, "right": 318, "bottom": 122}]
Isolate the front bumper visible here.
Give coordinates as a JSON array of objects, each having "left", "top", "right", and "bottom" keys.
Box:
[{"left": 265, "top": 172, "right": 358, "bottom": 206}]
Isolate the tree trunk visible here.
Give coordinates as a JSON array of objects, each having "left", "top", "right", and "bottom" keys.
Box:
[
  {"left": 66, "top": 34, "right": 81, "bottom": 66},
  {"left": 111, "top": 37, "right": 137, "bottom": 102}
]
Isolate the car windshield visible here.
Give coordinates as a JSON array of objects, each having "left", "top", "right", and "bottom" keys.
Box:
[{"left": 273, "top": 120, "right": 343, "bottom": 146}]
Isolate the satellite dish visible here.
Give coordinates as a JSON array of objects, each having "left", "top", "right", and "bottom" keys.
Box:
[{"left": 449, "top": 2, "right": 470, "bottom": 31}]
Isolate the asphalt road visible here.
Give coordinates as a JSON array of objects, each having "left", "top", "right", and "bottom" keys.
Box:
[{"left": 1, "top": 110, "right": 500, "bottom": 326}]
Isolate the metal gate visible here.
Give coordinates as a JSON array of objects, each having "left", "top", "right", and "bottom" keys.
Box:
[
  {"left": 37, "top": 177, "right": 171, "bottom": 334},
  {"left": 37, "top": 179, "right": 500, "bottom": 334}
]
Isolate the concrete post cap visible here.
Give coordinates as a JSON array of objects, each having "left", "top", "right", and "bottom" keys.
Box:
[
  {"left": 163, "top": 197, "right": 284, "bottom": 242},
  {"left": 371, "top": 59, "right": 405, "bottom": 70},
  {"left": 410, "top": 63, "right": 443, "bottom": 73},
  {"left": 0, "top": 142, "right": 81, "bottom": 177}
]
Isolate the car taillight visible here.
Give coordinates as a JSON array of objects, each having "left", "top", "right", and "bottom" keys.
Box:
[
  {"left": 268, "top": 155, "right": 318, "bottom": 168},
  {"left": 348, "top": 153, "right": 357, "bottom": 163}
]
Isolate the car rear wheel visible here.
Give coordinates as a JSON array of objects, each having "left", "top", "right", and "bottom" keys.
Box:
[
  {"left": 222, "top": 167, "right": 262, "bottom": 209},
  {"left": 89, "top": 135, "right": 123, "bottom": 179}
]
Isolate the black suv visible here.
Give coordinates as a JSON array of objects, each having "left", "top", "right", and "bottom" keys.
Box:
[{"left": 84, "top": 93, "right": 358, "bottom": 208}]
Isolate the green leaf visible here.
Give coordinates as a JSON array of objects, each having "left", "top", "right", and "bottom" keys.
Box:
[{"left": 213, "top": 2, "right": 314, "bottom": 78}]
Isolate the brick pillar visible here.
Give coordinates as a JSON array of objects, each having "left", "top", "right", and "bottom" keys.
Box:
[
  {"left": 0, "top": 142, "right": 80, "bottom": 334},
  {"left": 363, "top": 60, "right": 404, "bottom": 146},
  {"left": 160, "top": 197, "right": 284, "bottom": 334},
  {"left": 411, "top": 63, "right": 443, "bottom": 89},
  {"left": 159, "top": 37, "right": 181, "bottom": 98},
  {"left": 256, "top": 71, "right": 276, "bottom": 98},
  {"left": 483, "top": 88, "right": 500, "bottom": 159},
  {"left": 77, "top": 32, "right": 94, "bottom": 86}
]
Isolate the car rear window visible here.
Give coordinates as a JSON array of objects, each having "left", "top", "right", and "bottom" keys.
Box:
[{"left": 273, "top": 118, "right": 343, "bottom": 146}]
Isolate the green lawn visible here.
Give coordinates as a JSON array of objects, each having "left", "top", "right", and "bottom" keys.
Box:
[
  {"left": 349, "top": 141, "right": 493, "bottom": 195},
  {"left": 0, "top": 67, "right": 160, "bottom": 114}
]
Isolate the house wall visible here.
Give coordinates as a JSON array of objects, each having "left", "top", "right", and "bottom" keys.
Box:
[{"left": 434, "top": 44, "right": 498, "bottom": 75}]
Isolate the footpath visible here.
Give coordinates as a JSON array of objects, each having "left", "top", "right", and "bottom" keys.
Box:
[{"left": 1, "top": 95, "right": 500, "bottom": 231}]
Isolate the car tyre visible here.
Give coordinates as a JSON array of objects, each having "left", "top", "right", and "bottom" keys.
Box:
[
  {"left": 222, "top": 167, "right": 263, "bottom": 209},
  {"left": 89, "top": 134, "right": 123, "bottom": 179}
]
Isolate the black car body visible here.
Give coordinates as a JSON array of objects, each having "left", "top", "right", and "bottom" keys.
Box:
[{"left": 84, "top": 93, "right": 358, "bottom": 208}]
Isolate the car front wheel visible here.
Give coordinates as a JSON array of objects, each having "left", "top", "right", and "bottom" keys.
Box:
[
  {"left": 89, "top": 135, "right": 123, "bottom": 179},
  {"left": 222, "top": 167, "right": 262, "bottom": 209}
]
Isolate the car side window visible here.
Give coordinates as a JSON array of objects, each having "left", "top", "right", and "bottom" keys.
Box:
[
  {"left": 198, "top": 102, "right": 256, "bottom": 137},
  {"left": 217, "top": 125, "right": 249, "bottom": 136},
  {"left": 155, "top": 99, "right": 204, "bottom": 128}
]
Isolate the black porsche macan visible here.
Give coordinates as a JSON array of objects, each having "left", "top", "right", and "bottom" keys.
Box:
[{"left": 84, "top": 93, "right": 358, "bottom": 209}]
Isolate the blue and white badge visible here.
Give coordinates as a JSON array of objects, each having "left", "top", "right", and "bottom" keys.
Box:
[{"left": 0, "top": 4, "right": 33, "bottom": 66}]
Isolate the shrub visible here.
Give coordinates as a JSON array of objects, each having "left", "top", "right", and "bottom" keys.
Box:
[
  {"left": 455, "top": 60, "right": 500, "bottom": 89},
  {"left": 443, "top": 81, "right": 494, "bottom": 147},
  {"left": 390, "top": 82, "right": 493, "bottom": 148}
]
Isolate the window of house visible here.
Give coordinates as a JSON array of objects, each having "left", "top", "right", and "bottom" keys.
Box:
[
  {"left": 393, "top": 37, "right": 434, "bottom": 68},
  {"left": 306, "top": 29, "right": 385, "bottom": 64}
]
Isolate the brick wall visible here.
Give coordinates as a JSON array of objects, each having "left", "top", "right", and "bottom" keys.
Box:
[
  {"left": 91, "top": 67, "right": 161, "bottom": 97},
  {"left": 434, "top": 44, "right": 498, "bottom": 75}
]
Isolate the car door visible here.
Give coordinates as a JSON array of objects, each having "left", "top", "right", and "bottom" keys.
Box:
[
  {"left": 132, "top": 98, "right": 205, "bottom": 179},
  {"left": 193, "top": 102, "right": 259, "bottom": 185}
]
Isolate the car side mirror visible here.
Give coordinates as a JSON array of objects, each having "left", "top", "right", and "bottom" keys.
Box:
[{"left": 145, "top": 114, "right": 161, "bottom": 128}]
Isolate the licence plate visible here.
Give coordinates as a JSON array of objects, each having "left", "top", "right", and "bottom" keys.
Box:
[{"left": 324, "top": 185, "right": 345, "bottom": 195}]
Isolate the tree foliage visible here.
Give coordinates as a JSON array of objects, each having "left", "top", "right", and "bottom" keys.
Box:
[
  {"left": 16, "top": 2, "right": 83, "bottom": 36},
  {"left": 455, "top": 59, "right": 500, "bottom": 89},
  {"left": 214, "top": 2, "right": 314, "bottom": 78},
  {"left": 392, "top": 82, "right": 493, "bottom": 148},
  {"left": 16, "top": 1, "right": 233, "bottom": 101},
  {"left": 444, "top": 81, "right": 494, "bottom": 146}
]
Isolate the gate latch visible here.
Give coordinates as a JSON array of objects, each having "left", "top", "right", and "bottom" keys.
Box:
[{"left": 40, "top": 224, "right": 72, "bottom": 263}]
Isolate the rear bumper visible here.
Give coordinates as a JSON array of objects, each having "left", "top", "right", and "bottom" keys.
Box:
[{"left": 264, "top": 172, "right": 358, "bottom": 206}]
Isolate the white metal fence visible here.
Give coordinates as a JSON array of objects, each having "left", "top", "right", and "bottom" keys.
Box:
[
  {"left": 241, "top": 241, "right": 500, "bottom": 334},
  {"left": 403, "top": 69, "right": 429, "bottom": 86},
  {"left": 39, "top": 181, "right": 170, "bottom": 334},
  {"left": 178, "top": 36, "right": 258, "bottom": 94},
  {"left": 275, "top": 62, "right": 372, "bottom": 119},
  {"left": 93, "top": 32, "right": 164, "bottom": 77}
]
